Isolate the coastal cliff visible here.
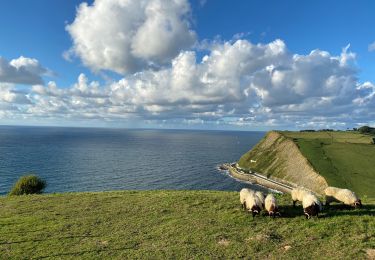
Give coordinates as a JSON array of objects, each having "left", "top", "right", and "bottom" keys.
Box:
[{"left": 238, "top": 131, "right": 328, "bottom": 194}]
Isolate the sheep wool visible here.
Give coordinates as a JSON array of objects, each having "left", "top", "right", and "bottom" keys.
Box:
[
  {"left": 291, "top": 187, "right": 313, "bottom": 206},
  {"left": 239, "top": 188, "right": 254, "bottom": 209},
  {"left": 255, "top": 191, "right": 265, "bottom": 209},
  {"left": 302, "top": 194, "right": 322, "bottom": 219},
  {"left": 244, "top": 193, "right": 262, "bottom": 217},
  {"left": 264, "top": 194, "right": 280, "bottom": 217},
  {"left": 325, "top": 186, "right": 362, "bottom": 208}
]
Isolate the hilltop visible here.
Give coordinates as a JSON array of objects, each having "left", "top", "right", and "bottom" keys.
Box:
[
  {"left": 238, "top": 131, "right": 375, "bottom": 198},
  {"left": 0, "top": 191, "right": 374, "bottom": 259}
]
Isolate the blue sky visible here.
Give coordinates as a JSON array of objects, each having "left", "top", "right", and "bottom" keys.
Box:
[{"left": 0, "top": 0, "right": 374, "bottom": 130}]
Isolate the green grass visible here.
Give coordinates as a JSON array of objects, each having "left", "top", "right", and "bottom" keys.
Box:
[
  {"left": 283, "top": 131, "right": 375, "bottom": 198},
  {"left": 282, "top": 131, "right": 373, "bottom": 144},
  {"left": 0, "top": 191, "right": 374, "bottom": 259}
]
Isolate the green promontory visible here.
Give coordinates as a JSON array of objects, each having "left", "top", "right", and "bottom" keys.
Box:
[
  {"left": 0, "top": 191, "right": 374, "bottom": 259},
  {"left": 238, "top": 131, "right": 375, "bottom": 197}
]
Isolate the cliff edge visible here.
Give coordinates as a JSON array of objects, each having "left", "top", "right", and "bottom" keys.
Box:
[{"left": 238, "top": 131, "right": 328, "bottom": 194}]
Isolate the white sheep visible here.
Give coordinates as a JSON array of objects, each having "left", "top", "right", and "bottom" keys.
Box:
[
  {"left": 324, "top": 186, "right": 362, "bottom": 208},
  {"left": 291, "top": 187, "right": 313, "bottom": 207},
  {"left": 264, "top": 194, "right": 281, "bottom": 217},
  {"left": 302, "top": 193, "right": 322, "bottom": 219},
  {"left": 240, "top": 188, "right": 254, "bottom": 210},
  {"left": 244, "top": 192, "right": 263, "bottom": 217},
  {"left": 255, "top": 191, "right": 265, "bottom": 208}
]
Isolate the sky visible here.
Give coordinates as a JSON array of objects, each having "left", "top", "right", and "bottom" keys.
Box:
[{"left": 0, "top": 0, "right": 375, "bottom": 130}]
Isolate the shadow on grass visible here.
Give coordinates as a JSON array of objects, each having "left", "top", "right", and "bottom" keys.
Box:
[
  {"left": 323, "top": 204, "right": 375, "bottom": 217},
  {"left": 278, "top": 205, "right": 305, "bottom": 218},
  {"left": 277, "top": 203, "right": 375, "bottom": 219}
]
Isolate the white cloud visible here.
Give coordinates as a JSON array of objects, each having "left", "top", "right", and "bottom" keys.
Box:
[
  {"left": 0, "top": 56, "right": 48, "bottom": 85},
  {"left": 368, "top": 41, "right": 375, "bottom": 52},
  {"left": 2, "top": 39, "right": 375, "bottom": 129},
  {"left": 66, "top": 0, "right": 196, "bottom": 75},
  {"left": 0, "top": 83, "right": 30, "bottom": 104}
]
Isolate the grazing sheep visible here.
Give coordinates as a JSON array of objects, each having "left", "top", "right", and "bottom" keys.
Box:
[
  {"left": 291, "top": 187, "right": 313, "bottom": 207},
  {"left": 302, "top": 194, "right": 322, "bottom": 219},
  {"left": 240, "top": 188, "right": 254, "bottom": 210},
  {"left": 244, "top": 192, "right": 263, "bottom": 217},
  {"left": 324, "top": 187, "right": 362, "bottom": 208},
  {"left": 264, "top": 194, "right": 281, "bottom": 217},
  {"left": 255, "top": 191, "right": 265, "bottom": 209}
]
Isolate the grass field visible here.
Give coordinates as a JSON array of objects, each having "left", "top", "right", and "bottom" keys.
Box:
[
  {"left": 0, "top": 191, "right": 374, "bottom": 259},
  {"left": 282, "top": 131, "right": 375, "bottom": 198},
  {"left": 282, "top": 131, "right": 373, "bottom": 144}
]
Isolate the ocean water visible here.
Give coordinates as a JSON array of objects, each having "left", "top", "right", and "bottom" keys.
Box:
[{"left": 0, "top": 126, "right": 266, "bottom": 195}]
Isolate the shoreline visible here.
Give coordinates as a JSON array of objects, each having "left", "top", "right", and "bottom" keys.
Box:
[{"left": 220, "top": 163, "right": 294, "bottom": 194}]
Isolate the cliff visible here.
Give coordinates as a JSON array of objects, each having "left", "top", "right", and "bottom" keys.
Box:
[{"left": 238, "top": 131, "right": 328, "bottom": 194}]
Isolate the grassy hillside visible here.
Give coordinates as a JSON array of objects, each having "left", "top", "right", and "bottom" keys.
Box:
[
  {"left": 238, "top": 131, "right": 328, "bottom": 194},
  {"left": 0, "top": 191, "right": 374, "bottom": 259},
  {"left": 238, "top": 131, "right": 375, "bottom": 198},
  {"left": 282, "top": 131, "right": 375, "bottom": 198}
]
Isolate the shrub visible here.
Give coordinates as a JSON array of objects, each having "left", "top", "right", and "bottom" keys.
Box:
[
  {"left": 358, "top": 125, "right": 375, "bottom": 135},
  {"left": 9, "top": 174, "right": 46, "bottom": 195}
]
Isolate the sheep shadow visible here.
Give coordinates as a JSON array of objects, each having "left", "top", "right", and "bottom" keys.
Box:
[
  {"left": 278, "top": 204, "right": 306, "bottom": 218},
  {"left": 323, "top": 203, "right": 375, "bottom": 217},
  {"left": 276, "top": 203, "right": 375, "bottom": 219}
]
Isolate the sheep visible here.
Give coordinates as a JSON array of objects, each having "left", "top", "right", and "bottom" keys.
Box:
[
  {"left": 240, "top": 188, "right": 253, "bottom": 210},
  {"left": 291, "top": 187, "right": 313, "bottom": 207},
  {"left": 239, "top": 188, "right": 262, "bottom": 217},
  {"left": 302, "top": 193, "right": 322, "bottom": 219},
  {"left": 244, "top": 192, "right": 263, "bottom": 217},
  {"left": 324, "top": 186, "right": 362, "bottom": 208},
  {"left": 255, "top": 191, "right": 265, "bottom": 209},
  {"left": 264, "top": 194, "right": 281, "bottom": 217}
]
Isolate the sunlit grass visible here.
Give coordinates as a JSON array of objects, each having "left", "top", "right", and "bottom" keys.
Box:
[{"left": 0, "top": 191, "right": 374, "bottom": 259}]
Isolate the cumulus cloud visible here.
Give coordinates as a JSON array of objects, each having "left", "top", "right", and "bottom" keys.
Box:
[
  {"left": 2, "top": 39, "right": 375, "bottom": 129},
  {"left": 368, "top": 41, "right": 375, "bottom": 52},
  {"left": 105, "top": 39, "right": 360, "bottom": 121},
  {"left": 0, "top": 56, "right": 48, "bottom": 85},
  {"left": 0, "top": 83, "right": 30, "bottom": 104},
  {"left": 66, "top": 0, "right": 196, "bottom": 74}
]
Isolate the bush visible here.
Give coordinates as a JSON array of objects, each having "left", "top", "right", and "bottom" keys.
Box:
[
  {"left": 358, "top": 125, "right": 375, "bottom": 135},
  {"left": 9, "top": 175, "right": 46, "bottom": 195}
]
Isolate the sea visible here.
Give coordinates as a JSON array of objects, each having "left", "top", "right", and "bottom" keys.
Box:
[{"left": 0, "top": 126, "right": 266, "bottom": 195}]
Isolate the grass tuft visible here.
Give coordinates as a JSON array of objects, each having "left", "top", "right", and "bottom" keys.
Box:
[{"left": 9, "top": 174, "right": 46, "bottom": 196}]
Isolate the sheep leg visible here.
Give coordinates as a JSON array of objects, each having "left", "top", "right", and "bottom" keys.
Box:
[
  {"left": 293, "top": 200, "right": 297, "bottom": 207},
  {"left": 325, "top": 196, "right": 331, "bottom": 207}
]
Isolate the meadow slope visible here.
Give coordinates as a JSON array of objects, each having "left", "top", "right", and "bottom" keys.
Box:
[
  {"left": 0, "top": 191, "right": 374, "bottom": 259},
  {"left": 282, "top": 131, "right": 375, "bottom": 198},
  {"left": 238, "top": 131, "right": 375, "bottom": 198}
]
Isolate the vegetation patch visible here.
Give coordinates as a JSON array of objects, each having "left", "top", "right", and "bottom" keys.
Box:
[
  {"left": 0, "top": 191, "right": 374, "bottom": 259},
  {"left": 9, "top": 174, "right": 46, "bottom": 196}
]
